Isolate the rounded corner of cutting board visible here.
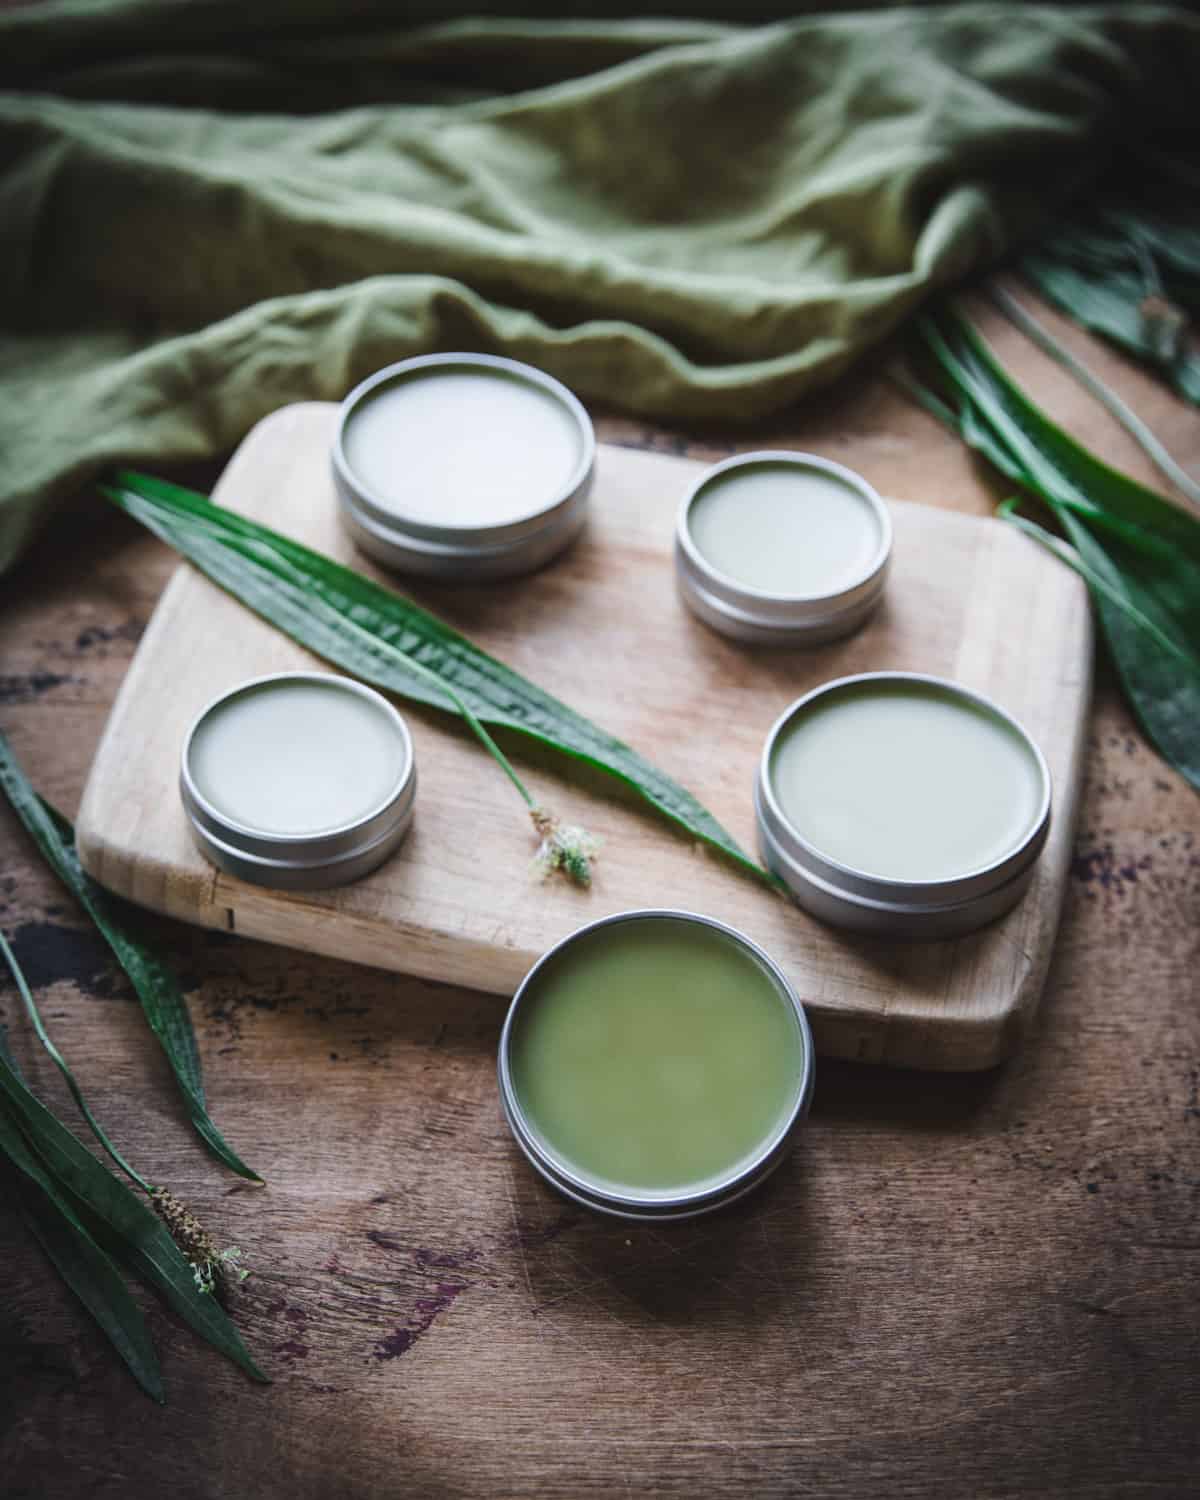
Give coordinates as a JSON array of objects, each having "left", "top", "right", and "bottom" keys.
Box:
[
  {"left": 898, "top": 1005, "right": 1033, "bottom": 1073},
  {"left": 74, "top": 782, "right": 142, "bottom": 901},
  {"left": 77, "top": 761, "right": 215, "bottom": 921},
  {"left": 805, "top": 904, "right": 1056, "bottom": 1072},
  {"left": 74, "top": 811, "right": 127, "bottom": 894}
]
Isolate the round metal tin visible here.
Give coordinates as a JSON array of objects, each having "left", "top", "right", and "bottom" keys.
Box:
[
  {"left": 755, "top": 672, "right": 1052, "bottom": 939},
  {"left": 675, "top": 451, "right": 892, "bottom": 645},
  {"left": 180, "top": 672, "right": 416, "bottom": 891},
  {"left": 332, "top": 353, "right": 595, "bottom": 581},
  {"left": 498, "top": 909, "right": 815, "bottom": 1221}
]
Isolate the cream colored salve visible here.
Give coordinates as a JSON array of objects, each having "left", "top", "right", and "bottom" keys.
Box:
[
  {"left": 687, "top": 462, "right": 882, "bottom": 595},
  {"left": 188, "top": 680, "right": 407, "bottom": 836},
  {"left": 342, "top": 369, "right": 583, "bottom": 528},
  {"left": 769, "top": 682, "right": 1044, "bottom": 882}
]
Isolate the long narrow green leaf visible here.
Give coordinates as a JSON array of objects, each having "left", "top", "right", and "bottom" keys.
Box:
[
  {"left": 0, "top": 1044, "right": 267, "bottom": 1383},
  {"left": 100, "top": 469, "right": 768, "bottom": 885},
  {"left": 1021, "top": 253, "right": 1200, "bottom": 405},
  {"left": 1018, "top": 149, "right": 1200, "bottom": 404},
  {"left": 938, "top": 317, "right": 1200, "bottom": 666},
  {"left": 997, "top": 500, "right": 1189, "bottom": 662},
  {"left": 0, "top": 732, "right": 260, "bottom": 1182},
  {"left": 917, "top": 315, "right": 1191, "bottom": 562},
  {"left": 1, "top": 1142, "right": 165, "bottom": 1403},
  {"left": 909, "top": 308, "right": 1200, "bottom": 792},
  {"left": 988, "top": 285, "right": 1200, "bottom": 510},
  {"left": 1054, "top": 503, "right": 1199, "bottom": 784},
  {"left": 888, "top": 369, "right": 959, "bottom": 434},
  {"left": 0, "top": 1030, "right": 164, "bottom": 1401},
  {"left": 2, "top": 926, "right": 152, "bottom": 1194},
  {"left": 948, "top": 315, "right": 1200, "bottom": 561}
]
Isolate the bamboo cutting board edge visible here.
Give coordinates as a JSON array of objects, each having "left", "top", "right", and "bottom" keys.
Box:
[{"left": 77, "top": 403, "right": 1093, "bottom": 1071}]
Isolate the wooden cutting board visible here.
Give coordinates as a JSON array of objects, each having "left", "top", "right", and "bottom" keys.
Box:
[{"left": 77, "top": 403, "right": 1092, "bottom": 1070}]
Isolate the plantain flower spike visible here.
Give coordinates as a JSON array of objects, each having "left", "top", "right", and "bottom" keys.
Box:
[
  {"left": 151, "top": 1186, "right": 250, "bottom": 1296},
  {"left": 529, "top": 806, "right": 601, "bottom": 887}
]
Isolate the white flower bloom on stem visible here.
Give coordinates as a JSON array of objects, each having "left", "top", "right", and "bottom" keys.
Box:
[{"left": 529, "top": 807, "right": 601, "bottom": 887}]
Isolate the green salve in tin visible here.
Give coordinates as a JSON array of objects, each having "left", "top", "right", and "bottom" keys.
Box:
[{"left": 507, "top": 916, "right": 805, "bottom": 1201}]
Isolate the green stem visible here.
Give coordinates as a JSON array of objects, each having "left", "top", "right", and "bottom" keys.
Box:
[
  {"left": 339, "top": 612, "right": 536, "bottom": 808},
  {"left": 988, "top": 283, "right": 1200, "bottom": 512},
  {"left": 0, "top": 929, "right": 154, "bottom": 1196},
  {"left": 997, "top": 498, "right": 1193, "bottom": 664},
  {"left": 888, "top": 367, "right": 960, "bottom": 432}
]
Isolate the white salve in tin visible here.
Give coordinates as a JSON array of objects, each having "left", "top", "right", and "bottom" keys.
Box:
[
  {"left": 181, "top": 672, "right": 416, "bottom": 890},
  {"left": 341, "top": 367, "right": 585, "bottom": 530},
  {"left": 755, "top": 673, "right": 1052, "bottom": 939},
  {"left": 333, "top": 354, "right": 595, "bottom": 580},
  {"left": 688, "top": 460, "right": 884, "bottom": 597},
  {"left": 769, "top": 678, "right": 1044, "bottom": 884},
  {"left": 188, "top": 677, "right": 408, "bottom": 837},
  {"left": 675, "top": 452, "right": 891, "bottom": 645}
]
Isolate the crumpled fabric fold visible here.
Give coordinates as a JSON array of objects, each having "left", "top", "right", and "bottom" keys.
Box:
[{"left": 1, "top": 2, "right": 1197, "bottom": 572}]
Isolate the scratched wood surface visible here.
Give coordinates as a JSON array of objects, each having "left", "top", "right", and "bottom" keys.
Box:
[
  {"left": 75, "top": 415, "right": 1090, "bottom": 1071},
  {"left": 2, "top": 286, "right": 1198, "bottom": 1499}
]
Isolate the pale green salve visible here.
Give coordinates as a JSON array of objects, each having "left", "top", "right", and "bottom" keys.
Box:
[
  {"left": 687, "top": 461, "right": 882, "bottom": 595},
  {"left": 509, "top": 917, "right": 804, "bottom": 1199},
  {"left": 343, "top": 368, "right": 582, "bottom": 528},
  {"left": 769, "top": 681, "right": 1044, "bottom": 883},
  {"left": 189, "top": 679, "right": 407, "bottom": 836}
]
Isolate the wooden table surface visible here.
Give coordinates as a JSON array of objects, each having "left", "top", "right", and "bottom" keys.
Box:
[{"left": 2, "top": 287, "right": 1198, "bottom": 1499}]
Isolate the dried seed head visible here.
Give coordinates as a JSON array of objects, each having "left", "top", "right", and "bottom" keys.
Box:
[
  {"left": 529, "top": 806, "right": 601, "bottom": 887},
  {"left": 1139, "top": 294, "right": 1187, "bottom": 366},
  {"left": 150, "top": 1186, "right": 250, "bottom": 1295}
]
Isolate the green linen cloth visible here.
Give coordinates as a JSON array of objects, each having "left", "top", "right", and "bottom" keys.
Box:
[{"left": 2, "top": 2, "right": 1198, "bottom": 573}]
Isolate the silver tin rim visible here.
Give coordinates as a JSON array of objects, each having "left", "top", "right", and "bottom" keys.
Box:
[
  {"left": 332, "top": 353, "right": 595, "bottom": 580},
  {"left": 498, "top": 909, "right": 815, "bottom": 1221},
  {"left": 180, "top": 671, "right": 416, "bottom": 890},
  {"left": 755, "top": 672, "right": 1052, "bottom": 938},
  {"left": 675, "top": 451, "right": 892, "bottom": 645}
]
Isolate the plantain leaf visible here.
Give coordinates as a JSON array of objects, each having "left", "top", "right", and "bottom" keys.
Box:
[
  {"left": 0, "top": 731, "right": 260, "bottom": 1182},
  {"left": 99, "top": 469, "right": 768, "bottom": 885},
  {"left": 997, "top": 500, "right": 1189, "bottom": 663},
  {"left": 0, "top": 1040, "right": 267, "bottom": 1383},
  {"left": 1019, "top": 149, "right": 1200, "bottom": 404},
  {"left": 0, "top": 1029, "right": 165, "bottom": 1402},
  {"left": 919, "top": 314, "right": 1200, "bottom": 560},
  {"left": 1020, "top": 254, "right": 1200, "bottom": 405},
  {"left": 910, "top": 307, "right": 1200, "bottom": 792},
  {"left": 1, "top": 1142, "right": 165, "bottom": 1403}
]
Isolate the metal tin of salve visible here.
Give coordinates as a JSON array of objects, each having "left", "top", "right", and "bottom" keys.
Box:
[
  {"left": 675, "top": 451, "right": 892, "bottom": 645},
  {"left": 332, "top": 353, "right": 595, "bottom": 580},
  {"left": 498, "top": 909, "right": 815, "bottom": 1221},
  {"left": 755, "top": 672, "right": 1052, "bottom": 939},
  {"left": 180, "top": 671, "right": 416, "bottom": 890}
]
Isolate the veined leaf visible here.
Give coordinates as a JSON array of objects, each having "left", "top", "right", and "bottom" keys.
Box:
[
  {"left": 910, "top": 307, "right": 1200, "bottom": 792},
  {"left": 1021, "top": 254, "right": 1200, "bottom": 406},
  {"left": 917, "top": 315, "right": 1198, "bottom": 560},
  {"left": 997, "top": 500, "right": 1189, "bottom": 664},
  {"left": 0, "top": 1042, "right": 267, "bottom": 1383},
  {"left": 0, "top": 1029, "right": 164, "bottom": 1402},
  {"left": 0, "top": 731, "right": 260, "bottom": 1182},
  {"left": 1, "top": 1136, "right": 165, "bottom": 1402},
  {"left": 987, "top": 286, "right": 1200, "bottom": 511},
  {"left": 1019, "top": 149, "right": 1200, "bottom": 405},
  {"left": 100, "top": 469, "right": 768, "bottom": 886}
]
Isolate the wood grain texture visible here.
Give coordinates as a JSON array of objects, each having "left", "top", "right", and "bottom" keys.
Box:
[
  {"left": 2, "top": 287, "right": 1198, "bottom": 1500},
  {"left": 75, "top": 415, "right": 1091, "bottom": 1071}
]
